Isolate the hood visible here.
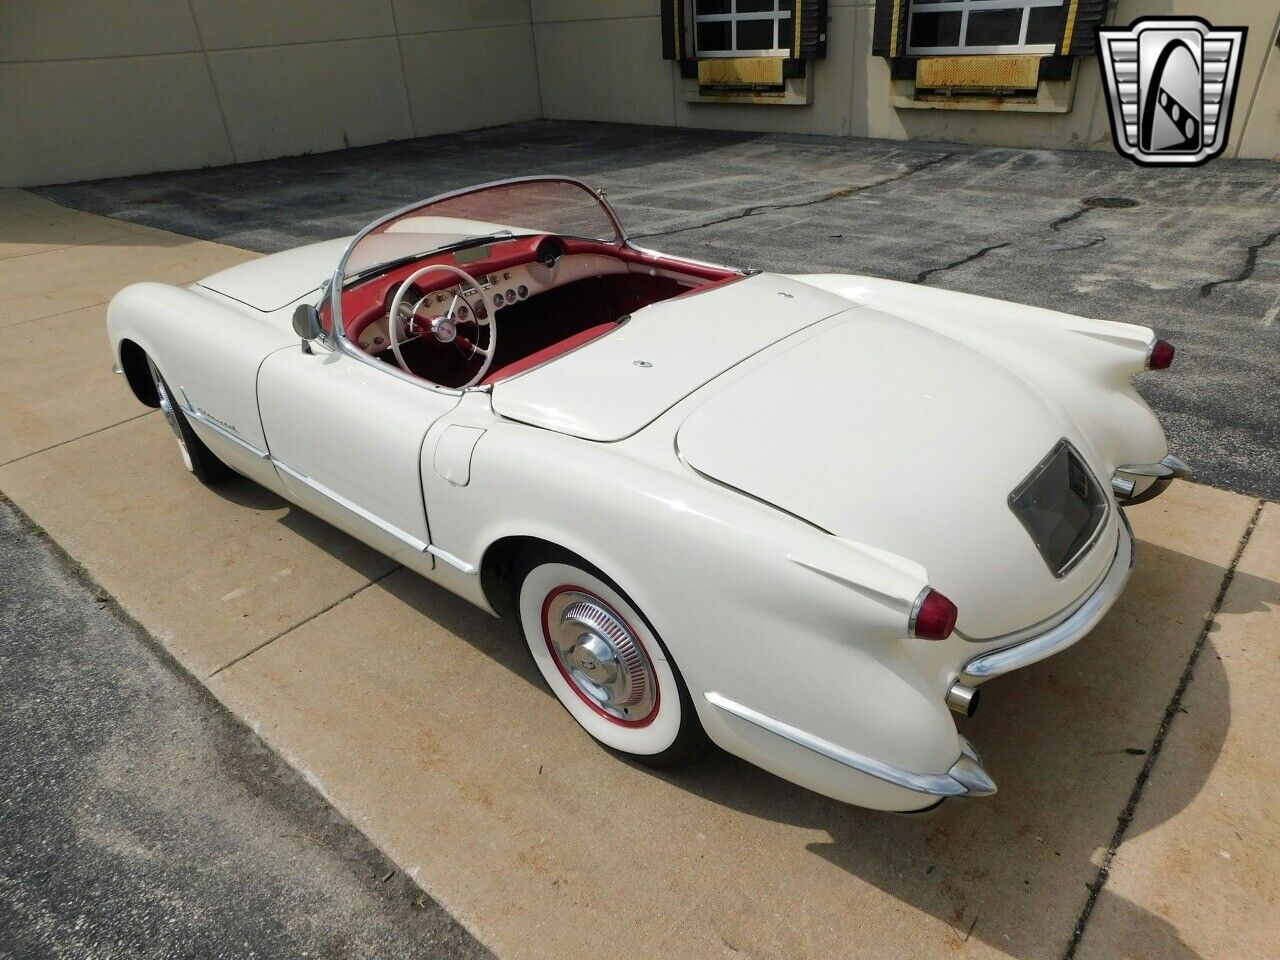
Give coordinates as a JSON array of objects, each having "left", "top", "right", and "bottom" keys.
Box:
[
  {"left": 491, "top": 273, "right": 852, "bottom": 441},
  {"left": 196, "top": 237, "right": 351, "bottom": 311},
  {"left": 675, "top": 306, "right": 1117, "bottom": 639}
]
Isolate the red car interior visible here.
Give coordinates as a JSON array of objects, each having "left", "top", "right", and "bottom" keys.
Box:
[{"left": 324, "top": 235, "right": 741, "bottom": 389}]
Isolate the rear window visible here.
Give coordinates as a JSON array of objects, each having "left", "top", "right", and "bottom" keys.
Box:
[{"left": 1009, "top": 440, "right": 1109, "bottom": 578}]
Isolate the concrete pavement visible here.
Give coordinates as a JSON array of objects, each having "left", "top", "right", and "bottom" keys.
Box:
[{"left": 1, "top": 126, "right": 1278, "bottom": 960}]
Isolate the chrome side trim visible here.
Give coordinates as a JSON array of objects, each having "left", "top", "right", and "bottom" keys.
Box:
[
  {"left": 179, "top": 402, "right": 271, "bottom": 460},
  {"left": 426, "top": 545, "right": 478, "bottom": 576},
  {"left": 704, "top": 692, "right": 996, "bottom": 798},
  {"left": 273, "top": 459, "right": 430, "bottom": 552},
  {"left": 962, "top": 512, "right": 1134, "bottom": 682},
  {"left": 269, "top": 459, "right": 479, "bottom": 575}
]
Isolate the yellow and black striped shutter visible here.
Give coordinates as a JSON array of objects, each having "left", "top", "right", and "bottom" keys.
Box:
[
  {"left": 1064, "top": 0, "right": 1110, "bottom": 56},
  {"left": 871, "top": 0, "right": 910, "bottom": 58},
  {"left": 794, "top": 1, "right": 829, "bottom": 58},
  {"left": 660, "top": 0, "right": 687, "bottom": 61}
]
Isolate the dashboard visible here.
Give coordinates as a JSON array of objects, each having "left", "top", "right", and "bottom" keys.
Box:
[{"left": 354, "top": 252, "right": 629, "bottom": 353}]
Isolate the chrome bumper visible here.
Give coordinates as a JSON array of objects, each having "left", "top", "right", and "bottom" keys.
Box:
[
  {"left": 705, "top": 692, "right": 997, "bottom": 801},
  {"left": 1112, "top": 454, "right": 1192, "bottom": 505},
  {"left": 962, "top": 512, "right": 1134, "bottom": 683}
]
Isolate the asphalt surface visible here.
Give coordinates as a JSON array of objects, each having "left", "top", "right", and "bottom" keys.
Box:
[
  {"left": 0, "top": 495, "right": 489, "bottom": 960},
  {"left": 39, "top": 120, "right": 1280, "bottom": 501}
]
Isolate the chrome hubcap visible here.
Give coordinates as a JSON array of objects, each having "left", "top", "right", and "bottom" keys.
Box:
[
  {"left": 147, "top": 359, "right": 192, "bottom": 471},
  {"left": 544, "top": 591, "right": 657, "bottom": 723}
]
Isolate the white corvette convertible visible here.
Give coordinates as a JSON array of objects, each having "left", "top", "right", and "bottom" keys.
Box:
[{"left": 108, "top": 177, "right": 1188, "bottom": 812}]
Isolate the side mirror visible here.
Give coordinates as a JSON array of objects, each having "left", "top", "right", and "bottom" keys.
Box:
[{"left": 292, "top": 303, "right": 323, "bottom": 350}]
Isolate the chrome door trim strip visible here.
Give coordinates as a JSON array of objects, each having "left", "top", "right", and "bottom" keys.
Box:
[
  {"left": 703, "top": 691, "right": 995, "bottom": 798},
  {"left": 272, "top": 459, "right": 430, "bottom": 553},
  {"left": 426, "top": 545, "right": 478, "bottom": 576},
  {"left": 962, "top": 511, "right": 1134, "bottom": 682},
  {"left": 269, "top": 459, "right": 479, "bottom": 575},
  {"left": 179, "top": 401, "right": 271, "bottom": 460}
]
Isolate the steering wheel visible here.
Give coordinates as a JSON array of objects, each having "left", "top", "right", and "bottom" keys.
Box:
[{"left": 387, "top": 264, "right": 497, "bottom": 387}]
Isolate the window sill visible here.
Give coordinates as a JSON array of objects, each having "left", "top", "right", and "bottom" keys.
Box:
[{"left": 890, "top": 76, "right": 1076, "bottom": 114}]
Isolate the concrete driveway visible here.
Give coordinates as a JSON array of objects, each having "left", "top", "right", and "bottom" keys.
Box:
[{"left": 3, "top": 123, "right": 1279, "bottom": 959}]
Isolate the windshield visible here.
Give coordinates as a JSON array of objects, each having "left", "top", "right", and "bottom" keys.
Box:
[{"left": 340, "top": 178, "right": 624, "bottom": 282}]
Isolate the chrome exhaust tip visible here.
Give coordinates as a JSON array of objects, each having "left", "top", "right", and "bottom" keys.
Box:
[{"left": 946, "top": 681, "right": 980, "bottom": 718}]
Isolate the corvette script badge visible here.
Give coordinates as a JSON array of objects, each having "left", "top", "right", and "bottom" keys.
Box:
[{"left": 1097, "top": 17, "right": 1247, "bottom": 167}]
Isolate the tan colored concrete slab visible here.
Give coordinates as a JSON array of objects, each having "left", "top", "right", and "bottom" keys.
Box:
[
  {"left": 0, "top": 205, "right": 151, "bottom": 261},
  {"left": 0, "top": 414, "right": 397, "bottom": 678},
  {"left": 1077, "top": 501, "right": 1279, "bottom": 960},
  {"left": 207, "top": 482, "right": 1257, "bottom": 960},
  {"left": 0, "top": 189, "right": 83, "bottom": 220},
  {"left": 0, "top": 303, "right": 147, "bottom": 465},
  {"left": 0, "top": 228, "right": 256, "bottom": 328}
]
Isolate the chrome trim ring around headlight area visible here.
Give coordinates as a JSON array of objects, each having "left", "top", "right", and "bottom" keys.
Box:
[
  {"left": 543, "top": 588, "right": 659, "bottom": 726},
  {"left": 704, "top": 692, "right": 996, "bottom": 799},
  {"left": 961, "top": 510, "right": 1134, "bottom": 682}
]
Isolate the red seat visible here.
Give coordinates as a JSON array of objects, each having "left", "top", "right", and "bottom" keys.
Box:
[{"left": 481, "top": 322, "right": 618, "bottom": 385}]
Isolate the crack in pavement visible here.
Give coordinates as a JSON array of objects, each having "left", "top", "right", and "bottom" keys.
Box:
[
  {"left": 629, "top": 151, "right": 956, "bottom": 241},
  {"left": 914, "top": 242, "right": 1011, "bottom": 285},
  {"left": 1199, "top": 226, "right": 1280, "bottom": 298},
  {"left": 1050, "top": 205, "right": 1095, "bottom": 232},
  {"left": 1061, "top": 498, "right": 1266, "bottom": 960},
  {"left": 205, "top": 564, "right": 402, "bottom": 679}
]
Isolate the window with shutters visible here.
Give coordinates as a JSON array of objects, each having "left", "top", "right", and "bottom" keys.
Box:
[
  {"left": 905, "top": 0, "right": 1069, "bottom": 56},
  {"left": 693, "top": 0, "right": 795, "bottom": 58}
]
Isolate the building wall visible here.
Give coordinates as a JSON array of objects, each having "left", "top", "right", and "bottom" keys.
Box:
[
  {"left": 533, "top": 0, "right": 1280, "bottom": 161},
  {"left": 0, "top": 0, "right": 541, "bottom": 186},
  {"left": 3, "top": 1, "right": 1277, "bottom": 186}
]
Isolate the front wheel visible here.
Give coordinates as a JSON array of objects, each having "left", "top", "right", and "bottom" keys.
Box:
[
  {"left": 146, "top": 357, "right": 233, "bottom": 486},
  {"left": 516, "top": 549, "right": 706, "bottom": 767}
]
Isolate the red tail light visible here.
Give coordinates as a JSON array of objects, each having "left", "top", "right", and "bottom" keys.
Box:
[
  {"left": 1147, "top": 339, "right": 1175, "bottom": 370},
  {"left": 910, "top": 588, "right": 958, "bottom": 641}
]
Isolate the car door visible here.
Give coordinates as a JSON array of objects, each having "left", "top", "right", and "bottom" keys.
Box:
[{"left": 257, "top": 341, "right": 458, "bottom": 572}]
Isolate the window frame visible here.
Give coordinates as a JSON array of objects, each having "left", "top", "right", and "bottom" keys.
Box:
[
  {"left": 693, "top": 0, "right": 795, "bottom": 59},
  {"left": 904, "top": 0, "right": 1066, "bottom": 57}
]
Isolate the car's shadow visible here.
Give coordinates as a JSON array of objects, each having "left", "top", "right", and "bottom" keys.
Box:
[{"left": 212, "top": 474, "right": 1273, "bottom": 960}]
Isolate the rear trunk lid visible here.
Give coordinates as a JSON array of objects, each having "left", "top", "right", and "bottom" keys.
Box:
[{"left": 675, "top": 306, "right": 1117, "bottom": 638}]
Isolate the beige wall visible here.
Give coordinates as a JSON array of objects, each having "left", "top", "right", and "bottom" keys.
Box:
[
  {"left": 0, "top": 0, "right": 541, "bottom": 186},
  {"left": 533, "top": 0, "right": 1280, "bottom": 161},
  {"left": 3, "top": 1, "right": 1277, "bottom": 186}
]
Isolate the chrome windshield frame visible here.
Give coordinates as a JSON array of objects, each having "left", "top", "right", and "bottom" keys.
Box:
[{"left": 325, "top": 176, "right": 628, "bottom": 375}]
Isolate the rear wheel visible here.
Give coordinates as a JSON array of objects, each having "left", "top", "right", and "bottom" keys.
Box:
[
  {"left": 146, "top": 357, "right": 233, "bottom": 486},
  {"left": 516, "top": 548, "right": 706, "bottom": 767}
]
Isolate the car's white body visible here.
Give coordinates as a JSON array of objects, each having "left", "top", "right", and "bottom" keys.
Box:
[{"left": 107, "top": 181, "right": 1178, "bottom": 812}]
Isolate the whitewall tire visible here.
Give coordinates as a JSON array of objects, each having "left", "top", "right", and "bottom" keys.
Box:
[{"left": 517, "top": 551, "right": 705, "bottom": 766}]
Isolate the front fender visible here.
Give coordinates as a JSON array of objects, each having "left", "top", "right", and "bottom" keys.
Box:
[{"left": 107, "top": 283, "right": 293, "bottom": 458}]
